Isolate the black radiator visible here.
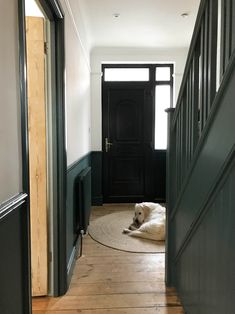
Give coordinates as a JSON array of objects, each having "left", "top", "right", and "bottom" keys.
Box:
[{"left": 74, "top": 167, "right": 91, "bottom": 242}]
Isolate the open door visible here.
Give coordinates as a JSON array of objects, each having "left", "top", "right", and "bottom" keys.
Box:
[{"left": 26, "top": 14, "right": 48, "bottom": 296}]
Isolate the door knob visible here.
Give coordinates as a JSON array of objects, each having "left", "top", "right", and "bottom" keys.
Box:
[{"left": 105, "top": 137, "right": 113, "bottom": 152}]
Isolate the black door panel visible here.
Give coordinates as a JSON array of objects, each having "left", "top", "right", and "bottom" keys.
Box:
[
  {"left": 109, "top": 156, "right": 144, "bottom": 196},
  {"left": 103, "top": 84, "right": 151, "bottom": 202}
]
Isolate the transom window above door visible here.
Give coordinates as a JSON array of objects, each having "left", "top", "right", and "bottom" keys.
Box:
[{"left": 104, "top": 67, "right": 150, "bottom": 81}]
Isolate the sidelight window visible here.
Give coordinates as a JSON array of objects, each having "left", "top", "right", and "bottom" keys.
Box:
[
  {"left": 154, "top": 65, "right": 173, "bottom": 150},
  {"left": 155, "top": 85, "right": 171, "bottom": 150}
]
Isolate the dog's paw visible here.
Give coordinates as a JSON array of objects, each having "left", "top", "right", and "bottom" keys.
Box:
[
  {"left": 129, "top": 224, "right": 138, "bottom": 230},
  {"left": 122, "top": 228, "right": 131, "bottom": 234}
]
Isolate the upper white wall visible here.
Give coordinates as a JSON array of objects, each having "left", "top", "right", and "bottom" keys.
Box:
[
  {"left": 61, "top": 0, "right": 91, "bottom": 166},
  {"left": 0, "top": 0, "right": 22, "bottom": 203},
  {"left": 90, "top": 47, "right": 188, "bottom": 151}
]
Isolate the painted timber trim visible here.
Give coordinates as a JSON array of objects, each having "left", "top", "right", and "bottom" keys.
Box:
[
  {"left": 165, "top": 107, "right": 176, "bottom": 286},
  {"left": 0, "top": 193, "right": 27, "bottom": 220},
  {"left": 66, "top": 235, "right": 81, "bottom": 286},
  {"left": 54, "top": 6, "right": 67, "bottom": 297},
  {"left": 18, "top": 0, "right": 30, "bottom": 196},
  {"left": 36, "top": 0, "right": 67, "bottom": 297},
  {"left": 67, "top": 152, "right": 91, "bottom": 172},
  {"left": 18, "top": 0, "right": 31, "bottom": 312}
]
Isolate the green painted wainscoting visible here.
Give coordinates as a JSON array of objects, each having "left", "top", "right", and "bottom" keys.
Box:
[
  {"left": 66, "top": 151, "right": 103, "bottom": 284},
  {"left": 91, "top": 151, "right": 103, "bottom": 205},
  {"left": 175, "top": 154, "right": 235, "bottom": 313},
  {"left": 66, "top": 153, "right": 91, "bottom": 283},
  {"left": 0, "top": 194, "right": 31, "bottom": 314}
]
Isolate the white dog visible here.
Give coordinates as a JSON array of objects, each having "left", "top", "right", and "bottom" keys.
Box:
[{"left": 123, "top": 202, "right": 166, "bottom": 241}]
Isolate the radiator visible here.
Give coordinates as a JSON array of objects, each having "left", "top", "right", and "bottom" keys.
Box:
[{"left": 74, "top": 167, "right": 91, "bottom": 240}]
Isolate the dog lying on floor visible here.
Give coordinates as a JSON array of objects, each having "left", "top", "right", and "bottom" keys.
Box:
[{"left": 123, "top": 202, "right": 166, "bottom": 241}]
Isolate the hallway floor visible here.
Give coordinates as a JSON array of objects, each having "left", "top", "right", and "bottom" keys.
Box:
[{"left": 32, "top": 205, "right": 184, "bottom": 313}]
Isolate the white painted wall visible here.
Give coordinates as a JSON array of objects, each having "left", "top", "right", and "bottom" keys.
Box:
[
  {"left": 0, "top": 0, "right": 22, "bottom": 203},
  {"left": 61, "top": 0, "right": 91, "bottom": 166},
  {"left": 50, "top": 2, "right": 190, "bottom": 158},
  {"left": 90, "top": 47, "right": 188, "bottom": 151},
  {"left": 25, "top": 0, "right": 44, "bottom": 17}
]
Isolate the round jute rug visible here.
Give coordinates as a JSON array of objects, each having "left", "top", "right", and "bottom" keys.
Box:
[{"left": 88, "top": 210, "right": 165, "bottom": 253}]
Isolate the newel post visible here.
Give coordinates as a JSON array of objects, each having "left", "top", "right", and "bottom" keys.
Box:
[{"left": 165, "top": 107, "right": 175, "bottom": 286}]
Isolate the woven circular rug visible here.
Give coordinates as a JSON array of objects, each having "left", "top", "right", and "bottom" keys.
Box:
[{"left": 88, "top": 210, "right": 165, "bottom": 253}]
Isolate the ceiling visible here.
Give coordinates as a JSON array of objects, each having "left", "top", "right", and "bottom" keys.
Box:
[{"left": 78, "top": 0, "right": 201, "bottom": 49}]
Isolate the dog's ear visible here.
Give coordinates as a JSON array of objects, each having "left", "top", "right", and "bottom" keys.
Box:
[
  {"left": 142, "top": 205, "right": 150, "bottom": 219},
  {"left": 135, "top": 203, "right": 141, "bottom": 212}
]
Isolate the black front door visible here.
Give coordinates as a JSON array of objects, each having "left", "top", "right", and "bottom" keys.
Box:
[
  {"left": 102, "top": 83, "right": 153, "bottom": 202},
  {"left": 102, "top": 64, "right": 173, "bottom": 203}
]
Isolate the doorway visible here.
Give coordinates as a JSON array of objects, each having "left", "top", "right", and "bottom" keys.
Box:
[
  {"left": 102, "top": 64, "right": 173, "bottom": 203},
  {"left": 24, "top": 0, "right": 67, "bottom": 296}
]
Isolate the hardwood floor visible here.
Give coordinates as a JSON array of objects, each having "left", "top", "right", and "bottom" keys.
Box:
[{"left": 32, "top": 205, "right": 184, "bottom": 313}]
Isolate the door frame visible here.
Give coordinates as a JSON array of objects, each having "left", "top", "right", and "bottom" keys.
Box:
[
  {"left": 18, "top": 0, "right": 67, "bottom": 296},
  {"left": 101, "top": 63, "right": 174, "bottom": 203}
]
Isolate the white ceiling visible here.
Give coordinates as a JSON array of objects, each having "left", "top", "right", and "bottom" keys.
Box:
[{"left": 78, "top": 0, "right": 201, "bottom": 49}]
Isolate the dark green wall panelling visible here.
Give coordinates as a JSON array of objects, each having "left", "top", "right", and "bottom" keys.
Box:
[
  {"left": 91, "top": 151, "right": 103, "bottom": 205},
  {"left": 168, "top": 49, "right": 235, "bottom": 312},
  {"left": 66, "top": 153, "right": 91, "bottom": 274},
  {"left": 0, "top": 196, "right": 31, "bottom": 314},
  {"left": 171, "top": 64, "right": 235, "bottom": 259},
  {"left": 66, "top": 151, "right": 103, "bottom": 284},
  {"left": 176, "top": 157, "right": 235, "bottom": 314}
]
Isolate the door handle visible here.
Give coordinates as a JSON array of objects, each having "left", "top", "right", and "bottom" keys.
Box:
[{"left": 105, "top": 137, "right": 113, "bottom": 152}]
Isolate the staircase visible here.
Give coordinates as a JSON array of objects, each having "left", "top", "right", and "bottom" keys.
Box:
[{"left": 166, "top": 0, "right": 235, "bottom": 312}]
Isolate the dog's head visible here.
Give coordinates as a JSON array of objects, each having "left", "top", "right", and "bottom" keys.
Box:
[{"left": 133, "top": 203, "right": 150, "bottom": 224}]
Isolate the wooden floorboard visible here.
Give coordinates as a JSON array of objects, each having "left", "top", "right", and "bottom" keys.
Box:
[{"left": 32, "top": 206, "right": 184, "bottom": 313}]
